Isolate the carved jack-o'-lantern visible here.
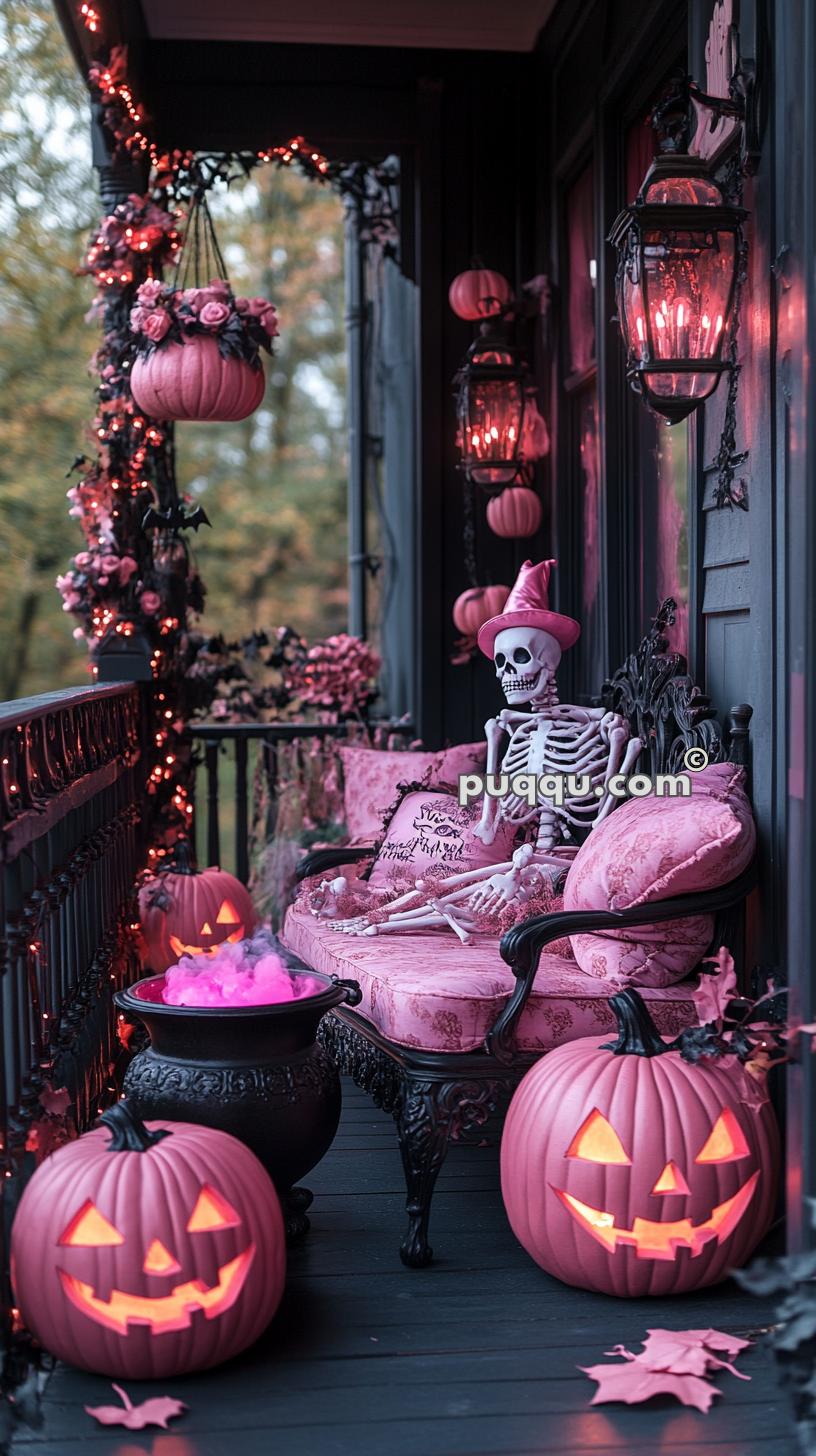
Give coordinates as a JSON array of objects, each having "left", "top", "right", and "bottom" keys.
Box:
[
  {"left": 138, "top": 842, "right": 257, "bottom": 971},
  {"left": 500, "top": 990, "right": 779, "bottom": 1297},
  {"left": 11, "top": 1102, "right": 285, "bottom": 1378}
]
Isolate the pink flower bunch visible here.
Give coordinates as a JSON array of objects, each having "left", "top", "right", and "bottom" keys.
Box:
[
  {"left": 285, "top": 632, "right": 381, "bottom": 717},
  {"left": 162, "top": 939, "right": 324, "bottom": 1006},
  {"left": 129, "top": 278, "right": 278, "bottom": 359},
  {"left": 83, "top": 193, "right": 181, "bottom": 281}
]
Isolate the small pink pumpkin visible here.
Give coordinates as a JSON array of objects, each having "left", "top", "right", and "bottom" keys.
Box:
[
  {"left": 448, "top": 268, "right": 512, "bottom": 321},
  {"left": 452, "top": 584, "right": 509, "bottom": 638},
  {"left": 486, "top": 486, "right": 542, "bottom": 539},
  {"left": 11, "top": 1101, "right": 285, "bottom": 1378},
  {"left": 131, "top": 334, "right": 265, "bottom": 422}
]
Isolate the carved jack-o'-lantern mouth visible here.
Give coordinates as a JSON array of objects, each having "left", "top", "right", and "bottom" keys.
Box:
[
  {"left": 57, "top": 1245, "right": 255, "bottom": 1334},
  {"left": 553, "top": 1171, "right": 760, "bottom": 1261}
]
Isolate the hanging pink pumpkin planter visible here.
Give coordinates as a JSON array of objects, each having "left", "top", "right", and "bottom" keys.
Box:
[
  {"left": 486, "top": 486, "right": 542, "bottom": 539},
  {"left": 452, "top": 583, "right": 509, "bottom": 638},
  {"left": 131, "top": 335, "right": 265, "bottom": 423},
  {"left": 448, "top": 268, "right": 512, "bottom": 321}
]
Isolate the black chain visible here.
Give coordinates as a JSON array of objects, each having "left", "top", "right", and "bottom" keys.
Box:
[
  {"left": 462, "top": 477, "right": 479, "bottom": 587},
  {"left": 711, "top": 158, "right": 750, "bottom": 510}
]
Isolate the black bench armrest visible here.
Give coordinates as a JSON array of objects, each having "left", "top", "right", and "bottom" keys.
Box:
[
  {"left": 484, "top": 859, "right": 758, "bottom": 1063},
  {"left": 295, "top": 845, "right": 373, "bottom": 883}
]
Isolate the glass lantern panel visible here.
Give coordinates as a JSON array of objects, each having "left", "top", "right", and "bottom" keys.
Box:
[
  {"left": 643, "top": 174, "right": 723, "bottom": 205},
  {"left": 641, "top": 225, "right": 735, "bottom": 363},
  {"left": 463, "top": 377, "right": 523, "bottom": 487}
]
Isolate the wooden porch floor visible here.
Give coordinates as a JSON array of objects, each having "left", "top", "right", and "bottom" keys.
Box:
[{"left": 16, "top": 1079, "right": 796, "bottom": 1456}]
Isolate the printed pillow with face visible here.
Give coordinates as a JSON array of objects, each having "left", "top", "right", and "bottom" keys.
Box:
[
  {"left": 339, "top": 742, "right": 487, "bottom": 844},
  {"left": 563, "top": 762, "right": 756, "bottom": 988},
  {"left": 367, "top": 790, "right": 518, "bottom": 892}
]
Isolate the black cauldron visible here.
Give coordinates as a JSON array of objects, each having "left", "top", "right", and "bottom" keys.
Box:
[{"left": 114, "top": 968, "right": 361, "bottom": 1237}]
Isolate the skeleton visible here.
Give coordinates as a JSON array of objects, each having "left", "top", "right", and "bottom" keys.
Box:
[{"left": 315, "top": 621, "right": 641, "bottom": 938}]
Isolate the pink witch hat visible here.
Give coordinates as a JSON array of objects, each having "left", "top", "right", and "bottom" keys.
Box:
[{"left": 477, "top": 558, "right": 580, "bottom": 657}]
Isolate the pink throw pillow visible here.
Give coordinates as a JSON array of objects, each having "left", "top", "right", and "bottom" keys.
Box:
[
  {"left": 563, "top": 762, "right": 756, "bottom": 988},
  {"left": 367, "top": 790, "right": 517, "bottom": 891},
  {"left": 339, "top": 742, "right": 486, "bottom": 843}
]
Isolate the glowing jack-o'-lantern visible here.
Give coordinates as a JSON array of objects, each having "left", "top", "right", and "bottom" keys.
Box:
[
  {"left": 500, "top": 989, "right": 779, "bottom": 1297},
  {"left": 11, "top": 1102, "right": 285, "bottom": 1378},
  {"left": 138, "top": 841, "right": 257, "bottom": 971}
]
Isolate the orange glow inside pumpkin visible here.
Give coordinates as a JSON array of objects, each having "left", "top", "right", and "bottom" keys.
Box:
[
  {"left": 566, "top": 1109, "right": 631, "bottom": 1165},
  {"left": 143, "top": 1238, "right": 181, "bottom": 1276},
  {"left": 651, "top": 1160, "right": 690, "bottom": 1195},
  {"left": 695, "top": 1107, "right": 750, "bottom": 1162},
  {"left": 186, "top": 1184, "right": 241, "bottom": 1232},
  {"left": 554, "top": 1172, "right": 759, "bottom": 1260},
  {"left": 59, "top": 1201, "right": 125, "bottom": 1247}
]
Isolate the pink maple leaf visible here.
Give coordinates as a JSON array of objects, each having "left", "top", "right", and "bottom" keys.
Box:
[
  {"left": 85, "top": 1384, "right": 186, "bottom": 1430},
  {"left": 629, "top": 1327, "right": 751, "bottom": 1379},
  {"left": 580, "top": 1361, "right": 721, "bottom": 1411},
  {"left": 693, "top": 947, "right": 738, "bottom": 1027}
]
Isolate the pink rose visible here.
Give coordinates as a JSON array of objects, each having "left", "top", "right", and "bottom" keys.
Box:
[
  {"left": 74, "top": 552, "right": 92, "bottom": 569},
  {"left": 245, "top": 296, "right": 272, "bottom": 317},
  {"left": 136, "top": 279, "right": 163, "bottom": 307},
  {"left": 235, "top": 297, "right": 250, "bottom": 314},
  {"left": 260, "top": 307, "right": 279, "bottom": 338},
  {"left": 118, "top": 555, "right": 138, "bottom": 584},
  {"left": 129, "top": 306, "right": 147, "bottom": 332},
  {"left": 190, "top": 282, "right": 230, "bottom": 313},
  {"left": 142, "top": 310, "right": 171, "bottom": 342},
  {"left": 140, "top": 590, "right": 161, "bottom": 615},
  {"left": 199, "top": 300, "right": 231, "bottom": 330},
  {"left": 99, "top": 554, "right": 120, "bottom": 576}
]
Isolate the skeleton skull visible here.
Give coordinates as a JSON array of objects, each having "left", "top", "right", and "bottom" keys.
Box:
[{"left": 493, "top": 626, "right": 561, "bottom": 704}]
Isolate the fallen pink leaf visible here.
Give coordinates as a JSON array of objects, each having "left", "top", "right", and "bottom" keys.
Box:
[
  {"left": 580, "top": 1361, "right": 721, "bottom": 1411},
  {"left": 85, "top": 1384, "right": 186, "bottom": 1430}
]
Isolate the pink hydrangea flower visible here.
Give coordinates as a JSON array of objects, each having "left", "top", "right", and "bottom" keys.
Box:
[
  {"left": 118, "top": 555, "right": 138, "bottom": 584},
  {"left": 99, "top": 553, "right": 121, "bottom": 576},
  {"left": 139, "top": 590, "right": 161, "bottom": 615}
]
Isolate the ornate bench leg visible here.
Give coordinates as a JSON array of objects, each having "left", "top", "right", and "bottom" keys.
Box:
[{"left": 395, "top": 1078, "right": 451, "bottom": 1268}]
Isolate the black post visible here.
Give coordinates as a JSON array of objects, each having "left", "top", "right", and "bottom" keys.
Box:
[{"left": 345, "top": 193, "right": 368, "bottom": 639}]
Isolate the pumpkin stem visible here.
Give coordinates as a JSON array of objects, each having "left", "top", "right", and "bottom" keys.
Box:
[
  {"left": 167, "top": 837, "right": 196, "bottom": 875},
  {"left": 100, "top": 1100, "right": 171, "bottom": 1152},
  {"left": 601, "top": 989, "right": 672, "bottom": 1057}
]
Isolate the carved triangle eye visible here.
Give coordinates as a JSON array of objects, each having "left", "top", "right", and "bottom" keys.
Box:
[
  {"left": 59, "top": 1200, "right": 125, "bottom": 1247},
  {"left": 566, "top": 1110, "right": 631, "bottom": 1164},
  {"left": 186, "top": 1184, "right": 242, "bottom": 1232},
  {"left": 695, "top": 1108, "right": 750, "bottom": 1163}
]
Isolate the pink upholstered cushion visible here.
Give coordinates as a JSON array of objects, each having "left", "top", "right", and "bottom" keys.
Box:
[
  {"left": 563, "top": 762, "right": 756, "bottom": 988},
  {"left": 339, "top": 742, "right": 486, "bottom": 843},
  {"left": 367, "top": 790, "right": 518, "bottom": 890},
  {"left": 281, "top": 903, "right": 697, "bottom": 1054}
]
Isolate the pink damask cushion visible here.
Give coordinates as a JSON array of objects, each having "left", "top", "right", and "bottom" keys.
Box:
[
  {"left": 563, "top": 762, "right": 755, "bottom": 988},
  {"left": 281, "top": 903, "right": 697, "bottom": 1054},
  {"left": 367, "top": 790, "right": 517, "bottom": 890},
  {"left": 339, "top": 742, "right": 486, "bottom": 843}
]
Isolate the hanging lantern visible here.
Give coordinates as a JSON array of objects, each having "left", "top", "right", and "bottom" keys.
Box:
[
  {"left": 609, "top": 152, "right": 745, "bottom": 423},
  {"left": 455, "top": 321, "right": 526, "bottom": 487}
]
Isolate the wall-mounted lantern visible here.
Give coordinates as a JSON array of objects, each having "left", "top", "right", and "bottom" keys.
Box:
[{"left": 609, "top": 152, "right": 745, "bottom": 424}]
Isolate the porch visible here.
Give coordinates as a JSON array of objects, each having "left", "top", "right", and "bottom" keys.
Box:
[{"left": 15, "top": 1080, "right": 794, "bottom": 1456}]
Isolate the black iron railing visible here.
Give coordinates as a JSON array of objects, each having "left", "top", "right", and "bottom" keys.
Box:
[
  {"left": 0, "top": 684, "right": 147, "bottom": 1340},
  {"left": 189, "top": 720, "right": 414, "bottom": 882}
]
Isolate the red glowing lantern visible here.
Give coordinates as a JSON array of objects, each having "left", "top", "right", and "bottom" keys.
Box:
[
  {"left": 486, "top": 486, "right": 542, "bottom": 539},
  {"left": 448, "top": 267, "right": 512, "bottom": 321},
  {"left": 10, "top": 1102, "right": 285, "bottom": 1378},
  {"left": 500, "top": 990, "right": 778, "bottom": 1298},
  {"left": 138, "top": 843, "right": 257, "bottom": 972},
  {"left": 131, "top": 335, "right": 265, "bottom": 422},
  {"left": 455, "top": 321, "right": 526, "bottom": 486},
  {"left": 452, "top": 583, "right": 510, "bottom": 639},
  {"left": 609, "top": 152, "right": 744, "bottom": 423}
]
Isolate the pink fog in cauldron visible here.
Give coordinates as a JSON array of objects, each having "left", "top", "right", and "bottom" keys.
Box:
[{"left": 144, "top": 940, "right": 325, "bottom": 1008}]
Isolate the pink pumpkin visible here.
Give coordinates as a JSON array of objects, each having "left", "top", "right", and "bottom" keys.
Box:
[
  {"left": 11, "top": 1101, "right": 285, "bottom": 1378},
  {"left": 452, "top": 584, "right": 509, "bottom": 638},
  {"left": 131, "top": 334, "right": 265, "bottom": 422},
  {"left": 138, "top": 844, "right": 257, "bottom": 973},
  {"left": 486, "top": 486, "right": 542, "bottom": 539},
  {"left": 500, "top": 989, "right": 779, "bottom": 1298},
  {"left": 448, "top": 268, "right": 512, "bottom": 321}
]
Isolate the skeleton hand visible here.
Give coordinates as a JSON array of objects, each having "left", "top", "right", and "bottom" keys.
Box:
[
  {"left": 465, "top": 845, "right": 533, "bottom": 915},
  {"left": 311, "top": 876, "right": 348, "bottom": 918}
]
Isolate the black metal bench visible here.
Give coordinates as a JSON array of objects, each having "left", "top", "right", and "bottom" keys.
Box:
[{"left": 296, "top": 601, "right": 755, "bottom": 1267}]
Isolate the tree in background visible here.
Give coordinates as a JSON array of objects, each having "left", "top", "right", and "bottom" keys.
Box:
[
  {"left": 180, "top": 167, "right": 347, "bottom": 642},
  {"left": 0, "top": 0, "right": 348, "bottom": 698}
]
